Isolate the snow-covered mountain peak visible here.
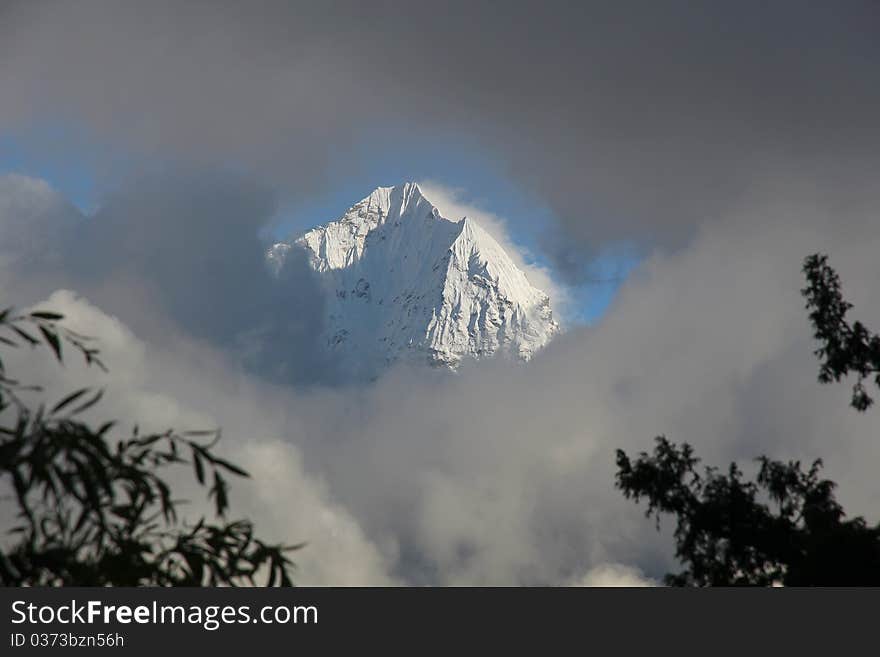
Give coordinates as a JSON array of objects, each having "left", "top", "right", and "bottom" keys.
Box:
[
  {"left": 342, "top": 182, "right": 429, "bottom": 227},
  {"left": 269, "top": 183, "right": 559, "bottom": 376}
]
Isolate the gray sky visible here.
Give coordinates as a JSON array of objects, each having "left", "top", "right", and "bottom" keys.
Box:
[{"left": 3, "top": 1, "right": 879, "bottom": 268}]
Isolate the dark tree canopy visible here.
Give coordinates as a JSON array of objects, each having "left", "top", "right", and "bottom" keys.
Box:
[
  {"left": 616, "top": 438, "right": 880, "bottom": 586},
  {"left": 0, "top": 307, "right": 298, "bottom": 586},
  {"left": 616, "top": 253, "right": 880, "bottom": 586}
]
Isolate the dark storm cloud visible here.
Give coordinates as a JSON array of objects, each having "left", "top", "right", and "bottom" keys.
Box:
[
  {"left": 74, "top": 171, "right": 338, "bottom": 385},
  {"left": 0, "top": 170, "right": 334, "bottom": 386},
  {"left": 2, "top": 1, "right": 878, "bottom": 272}
]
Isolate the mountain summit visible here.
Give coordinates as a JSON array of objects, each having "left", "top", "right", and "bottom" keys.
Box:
[{"left": 269, "top": 182, "right": 559, "bottom": 376}]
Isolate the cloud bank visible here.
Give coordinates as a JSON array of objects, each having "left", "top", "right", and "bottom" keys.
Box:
[
  {"left": 571, "top": 564, "right": 656, "bottom": 588},
  {"left": 0, "top": 287, "right": 395, "bottom": 585},
  {"left": 2, "top": 173, "right": 878, "bottom": 585}
]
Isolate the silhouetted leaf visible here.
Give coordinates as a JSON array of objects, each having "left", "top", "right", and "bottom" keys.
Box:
[
  {"left": 51, "top": 388, "right": 91, "bottom": 414},
  {"left": 212, "top": 457, "right": 249, "bottom": 478},
  {"left": 11, "top": 326, "right": 38, "bottom": 345},
  {"left": 38, "top": 325, "right": 62, "bottom": 361},
  {"left": 69, "top": 389, "right": 104, "bottom": 415},
  {"left": 193, "top": 450, "right": 205, "bottom": 485}
]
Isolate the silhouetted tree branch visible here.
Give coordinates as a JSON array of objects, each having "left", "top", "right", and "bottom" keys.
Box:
[
  {"left": 616, "top": 438, "right": 880, "bottom": 585},
  {"left": 0, "top": 306, "right": 300, "bottom": 586},
  {"left": 802, "top": 254, "right": 880, "bottom": 411},
  {"left": 615, "top": 253, "right": 880, "bottom": 586}
]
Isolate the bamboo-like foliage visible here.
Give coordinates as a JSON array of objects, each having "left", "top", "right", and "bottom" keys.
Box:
[{"left": 0, "top": 308, "right": 299, "bottom": 586}]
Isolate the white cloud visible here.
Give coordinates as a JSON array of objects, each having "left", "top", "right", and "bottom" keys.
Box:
[
  {"left": 3, "top": 289, "right": 397, "bottom": 585},
  {"left": 570, "top": 563, "right": 656, "bottom": 587},
  {"left": 280, "top": 184, "right": 880, "bottom": 584},
  {"left": 2, "top": 175, "right": 880, "bottom": 586}
]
